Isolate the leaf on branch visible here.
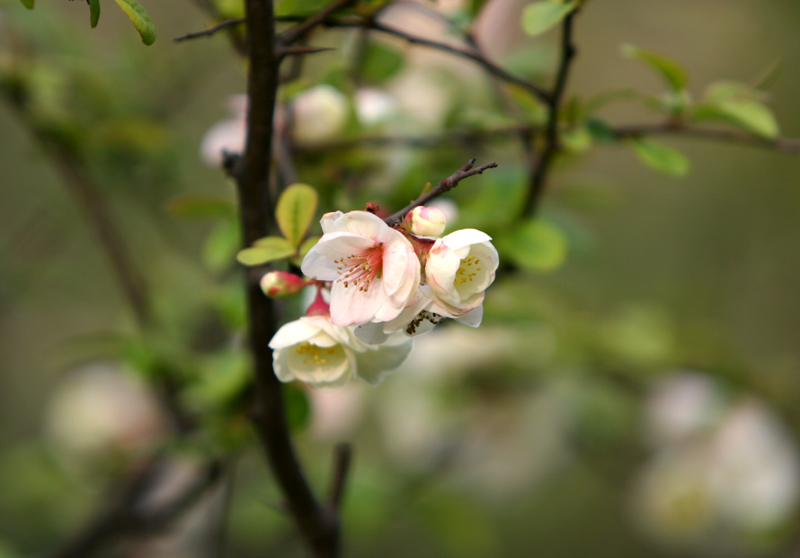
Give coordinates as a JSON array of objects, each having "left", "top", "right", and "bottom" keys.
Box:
[
  {"left": 691, "top": 100, "right": 779, "bottom": 139},
  {"left": 621, "top": 44, "right": 688, "bottom": 92},
  {"left": 361, "top": 42, "right": 404, "bottom": 82},
  {"left": 628, "top": 137, "right": 690, "bottom": 177},
  {"left": 276, "top": 183, "right": 319, "bottom": 249},
  {"left": 521, "top": 0, "right": 577, "bottom": 37},
  {"left": 90, "top": 0, "right": 101, "bottom": 28},
  {"left": 20, "top": 0, "right": 34, "bottom": 9},
  {"left": 501, "top": 220, "right": 567, "bottom": 271},
  {"left": 112, "top": 0, "right": 157, "bottom": 45},
  {"left": 237, "top": 237, "right": 295, "bottom": 266}
]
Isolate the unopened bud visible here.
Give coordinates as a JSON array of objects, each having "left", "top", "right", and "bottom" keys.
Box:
[
  {"left": 403, "top": 206, "right": 447, "bottom": 238},
  {"left": 260, "top": 271, "right": 308, "bottom": 298}
]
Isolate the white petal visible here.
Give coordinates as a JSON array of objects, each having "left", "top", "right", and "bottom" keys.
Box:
[
  {"left": 301, "top": 233, "right": 376, "bottom": 280},
  {"left": 354, "top": 322, "right": 390, "bottom": 345},
  {"left": 272, "top": 348, "right": 297, "bottom": 382},
  {"left": 355, "top": 337, "right": 413, "bottom": 385},
  {"left": 269, "top": 319, "right": 320, "bottom": 349},
  {"left": 320, "top": 211, "right": 345, "bottom": 234},
  {"left": 455, "top": 305, "right": 483, "bottom": 328},
  {"left": 340, "top": 211, "right": 388, "bottom": 239},
  {"left": 330, "top": 279, "right": 383, "bottom": 327},
  {"left": 441, "top": 229, "right": 492, "bottom": 251}
]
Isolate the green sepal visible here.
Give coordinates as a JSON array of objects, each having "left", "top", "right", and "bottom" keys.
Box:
[
  {"left": 112, "top": 0, "right": 156, "bottom": 45},
  {"left": 275, "top": 183, "right": 318, "bottom": 249}
]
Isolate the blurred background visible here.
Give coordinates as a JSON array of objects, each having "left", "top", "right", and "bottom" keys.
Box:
[{"left": 2, "top": 0, "right": 800, "bottom": 556}]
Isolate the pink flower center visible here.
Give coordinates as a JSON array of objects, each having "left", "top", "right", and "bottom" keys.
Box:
[{"left": 334, "top": 243, "right": 383, "bottom": 292}]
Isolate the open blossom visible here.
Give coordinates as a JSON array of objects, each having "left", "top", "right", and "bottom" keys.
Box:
[
  {"left": 301, "top": 211, "right": 420, "bottom": 327},
  {"left": 425, "top": 229, "right": 499, "bottom": 316},
  {"left": 269, "top": 315, "right": 413, "bottom": 389}
]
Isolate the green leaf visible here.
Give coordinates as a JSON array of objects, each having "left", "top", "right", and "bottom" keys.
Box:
[
  {"left": 20, "top": 0, "right": 34, "bottom": 9},
  {"left": 501, "top": 220, "right": 568, "bottom": 271},
  {"left": 165, "top": 195, "right": 235, "bottom": 220},
  {"left": 237, "top": 236, "right": 295, "bottom": 266},
  {"left": 112, "top": 0, "right": 156, "bottom": 45},
  {"left": 692, "top": 100, "right": 779, "bottom": 139},
  {"left": 621, "top": 44, "right": 688, "bottom": 92},
  {"left": 522, "top": 1, "right": 577, "bottom": 37},
  {"left": 628, "top": 137, "right": 690, "bottom": 177},
  {"left": 275, "top": 183, "right": 318, "bottom": 249},
  {"left": 90, "top": 0, "right": 101, "bottom": 27},
  {"left": 361, "top": 42, "right": 404, "bottom": 82},
  {"left": 586, "top": 119, "right": 616, "bottom": 144}
]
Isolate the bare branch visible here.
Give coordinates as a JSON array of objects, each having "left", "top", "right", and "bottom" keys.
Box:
[
  {"left": 279, "top": 0, "right": 358, "bottom": 46},
  {"left": 174, "top": 17, "right": 245, "bottom": 42},
  {"left": 522, "top": 9, "right": 579, "bottom": 218},
  {"left": 328, "top": 443, "right": 353, "bottom": 510},
  {"left": 385, "top": 159, "right": 499, "bottom": 227}
]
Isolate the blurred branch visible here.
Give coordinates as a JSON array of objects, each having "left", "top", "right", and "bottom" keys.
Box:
[
  {"left": 612, "top": 123, "right": 800, "bottom": 153},
  {"left": 278, "top": 0, "right": 357, "bottom": 46},
  {"left": 522, "top": 9, "right": 579, "bottom": 218},
  {"left": 276, "top": 14, "right": 551, "bottom": 104},
  {"left": 186, "top": 1, "right": 247, "bottom": 54},
  {"left": 52, "top": 458, "right": 224, "bottom": 558},
  {"left": 385, "top": 158, "right": 498, "bottom": 226},
  {"left": 328, "top": 443, "right": 353, "bottom": 511},
  {"left": 233, "top": 0, "right": 342, "bottom": 556},
  {"left": 174, "top": 17, "right": 245, "bottom": 43}
]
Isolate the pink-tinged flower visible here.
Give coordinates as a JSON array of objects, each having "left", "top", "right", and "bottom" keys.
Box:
[
  {"left": 425, "top": 229, "right": 499, "bottom": 315},
  {"left": 301, "top": 211, "right": 420, "bottom": 327},
  {"left": 269, "top": 315, "right": 413, "bottom": 390},
  {"left": 402, "top": 206, "right": 447, "bottom": 238}
]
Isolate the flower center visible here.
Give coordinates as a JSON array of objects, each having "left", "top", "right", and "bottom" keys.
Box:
[
  {"left": 294, "top": 342, "right": 338, "bottom": 365},
  {"left": 454, "top": 256, "right": 481, "bottom": 286},
  {"left": 334, "top": 243, "right": 383, "bottom": 292}
]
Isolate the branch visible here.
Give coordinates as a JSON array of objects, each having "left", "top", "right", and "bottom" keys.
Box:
[
  {"left": 328, "top": 443, "right": 353, "bottom": 510},
  {"left": 174, "top": 17, "right": 245, "bottom": 43},
  {"left": 275, "top": 15, "right": 551, "bottom": 104},
  {"left": 385, "top": 158, "right": 498, "bottom": 227},
  {"left": 237, "top": 0, "right": 340, "bottom": 556},
  {"left": 611, "top": 123, "right": 800, "bottom": 153},
  {"left": 278, "top": 0, "right": 358, "bottom": 46},
  {"left": 522, "top": 9, "right": 579, "bottom": 218},
  {"left": 52, "top": 458, "right": 224, "bottom": 558}
]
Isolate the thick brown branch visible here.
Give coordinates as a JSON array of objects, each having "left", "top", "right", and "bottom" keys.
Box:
[
  {"left": 328, "top": 443, "right": 353, "bottom": 511},
  {"left": 385, "top": 159, "right": 499, "bottom": 227},
  {"left": 522, "top": 9, "right": 578, "bottom": 218},
  {"left": 238, "top": 0, "right": 340, "bottom": 556}
]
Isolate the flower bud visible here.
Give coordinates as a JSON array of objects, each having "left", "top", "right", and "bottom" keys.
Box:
[
  {"left": 260, "top": 271, "right": 308, "bottom": 298},
  {"left": 403, "top": 206, "right": 447, "bottom": 238}
]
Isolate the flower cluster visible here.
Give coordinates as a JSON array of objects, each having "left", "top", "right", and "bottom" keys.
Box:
[{"left": 268, "top": 207, "right": 499, "bottom": 390}]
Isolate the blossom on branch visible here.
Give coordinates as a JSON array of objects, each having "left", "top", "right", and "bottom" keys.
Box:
[{"left": 301, "top": 211, "right": 420, "bottom": 327}]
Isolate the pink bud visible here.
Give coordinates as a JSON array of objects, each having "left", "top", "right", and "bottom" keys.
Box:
[
  {"left": 260, "top": 271, "right": 308, "bottom": 298},
  {"left": 402, "top": 206, "right": 447, "bottom": 238}
]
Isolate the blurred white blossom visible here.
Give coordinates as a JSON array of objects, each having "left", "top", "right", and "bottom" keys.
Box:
[
  {"left": 291, "top": 85, "right": 348, "bottom": 144},
  {"left": 200, "top": 95, "right": 247, "bottom": 167}
]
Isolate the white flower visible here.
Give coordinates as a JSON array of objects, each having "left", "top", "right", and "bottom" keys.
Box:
[
  {"left": 292, "top": 85, "right": 348, "bottom": 144},
  {"left": 301, "top": 211, "right": 420, "bottom": 327},
  {"left": 200, "top": 95, "right": 247, "bottom": 167},
  {"left": 403, "top": 205, "right": 447, "bottom": 238},
  {"left": 269, "top": 315, "right": 413, "bottom": 390},
  {"left": 425, "top": 229, "right": 499, "bottom": 316},
  {"left": 355, "top": 87, "right": 399, "bottom": 127}
]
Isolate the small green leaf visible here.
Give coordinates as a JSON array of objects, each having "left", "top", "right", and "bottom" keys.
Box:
[
  {"left": 586, "top": 119, "right": 616, "bottom": 143},
  {"left": 622, "top": 44, "right": 688, "bottom": 92},
  {"left": 361, "top": 42, "right": 404, "bottom": 82},
  {"left": 90, "top": 0, "right": 101, "bottom": 27},
  {"left": 237, "top": 237, "right": 295, "bottom": 266},
  {"left": 692, "top": 100, "right": 779, "bottom": 139},
  {"left": 628, "top": 137, "right": 690, "bottom": 177},
  {"left": 522, "top": 1, "right": 577, "bottom": 37},
  {"left": 501, "top": 220, "right": 567, "bottom": 271},
  {"left": 275, "top": 183, "right": 318, "bottom": 249},
  {"left": 112, "top": 0, "right": 156, "bottom": 45},
  {"left": 561, "top": 126, "right": 592, "bottom": 153},
  {"left": 20, "top": 0, "right": 34, "bottom": 9}
]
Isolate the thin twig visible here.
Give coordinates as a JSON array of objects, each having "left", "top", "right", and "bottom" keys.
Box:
[
  {"left": 385, "top": 159, "right": 499, "bottom": 226},
  {"left": 611, "top": 123, "right": 800, "bottom": 153},
  {"left": 174, "top": 17, "right": 245, "bottom": 42},
  {"left": 328, "top": 443, "right": 353, "bottom": 510},
  {"left": 279, "top": 0, "right": 358, "bottom": 46},
  {"left": 522, "top": 9, "right": 579, "bottom": 218},
  {"left": 275, "top": 15, "right": 551, "bottom": 103},
  {"left": 278, "top": 45, "right": 336, "bottom": 56}
]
